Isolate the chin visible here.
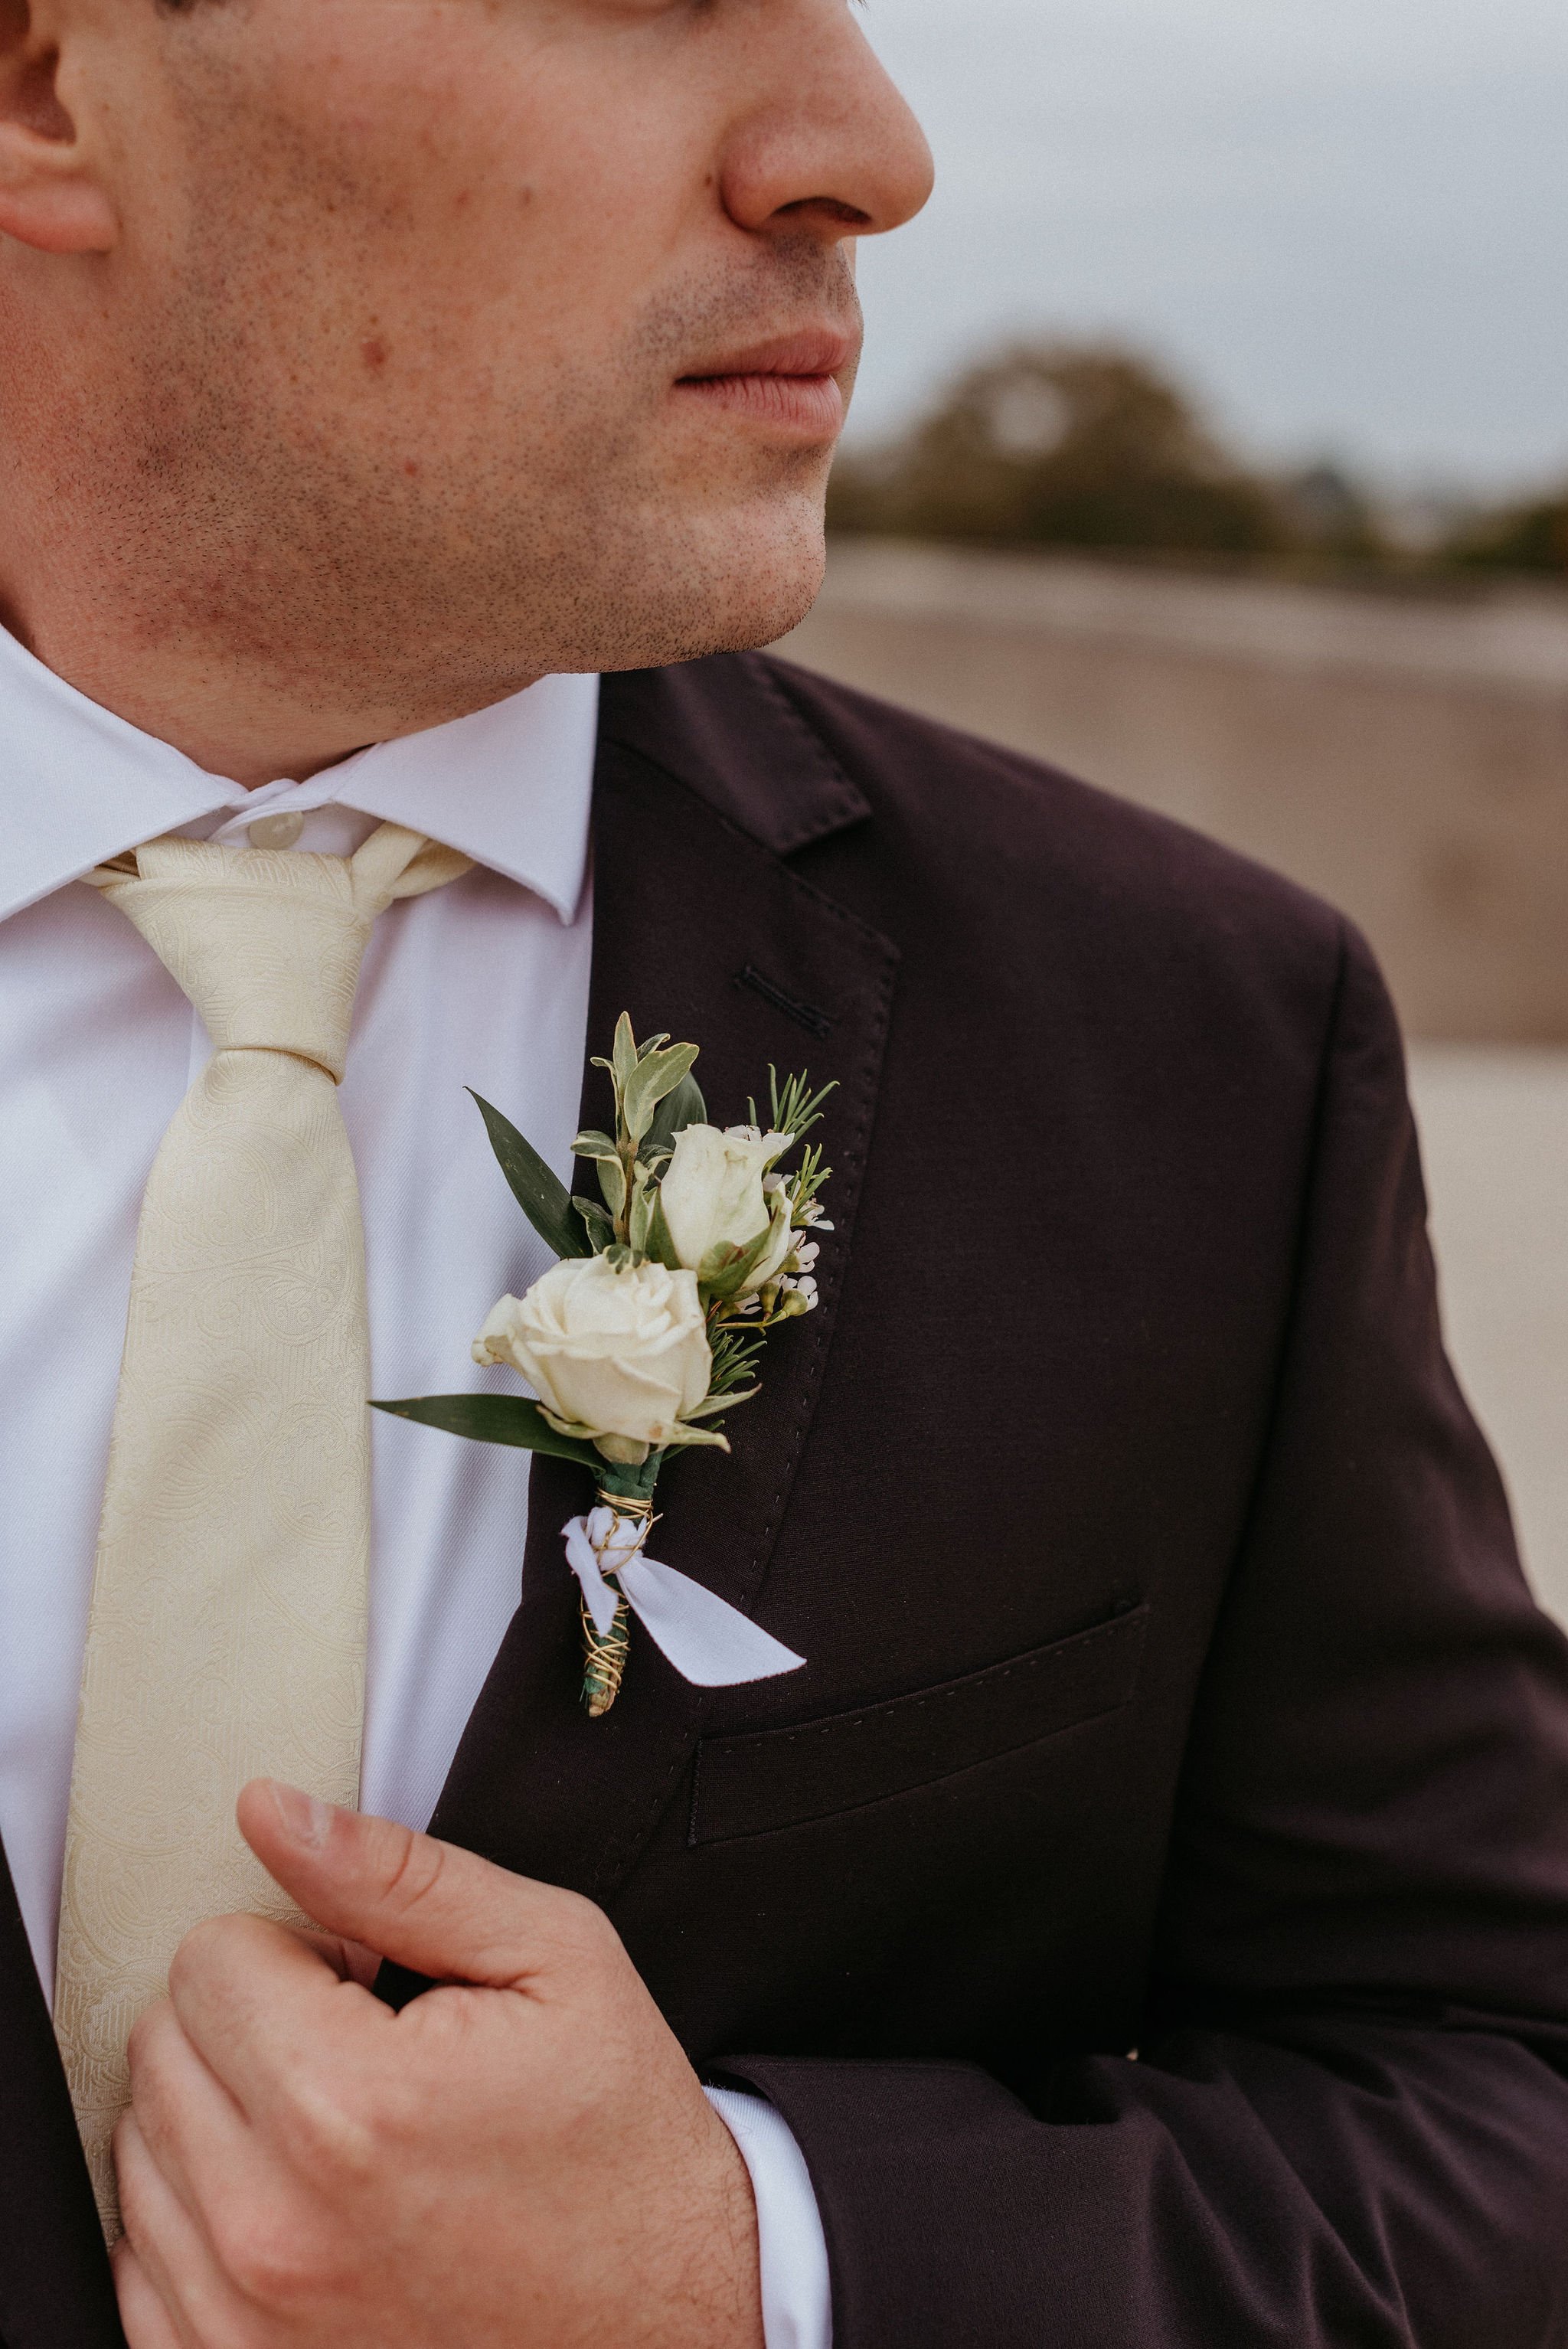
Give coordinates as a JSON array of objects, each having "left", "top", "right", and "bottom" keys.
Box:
[{"left": 609, "top": 494, "right": 830, "bottom": 671}]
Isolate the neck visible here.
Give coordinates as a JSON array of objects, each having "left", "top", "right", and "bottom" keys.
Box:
[
  {"left": 0, "top": 500, "right": 541, "bottom": 791},
  {"left": 1, "top": 586, "right": 416, "bottom": 789}
]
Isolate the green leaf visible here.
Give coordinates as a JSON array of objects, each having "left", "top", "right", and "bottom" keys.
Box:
[
  {"left": 697, "top": 1220, "right": 776, "bottom": 1302},
  {"left": 635, "top": 1032, "right": 671, "bottom": 1060},
  {"left": 663, "top": 1423, "right": 732, "bottom": 1452},
  {"left": 598, "top": 1154, "right": 628, "bottom": 1221},
  {"left": 570, "top": 1129, "right": 619, "bottom": 1161},
  {"left": 645, "top": 1070, "right": 708, "bottom": 1158},
  {"left": 621, "top": 1041, "right": 701, "bottom": 1148},
  {"left": 644, "top": 1188, "right": 684, "bottom": 1273},
  {"left": 707, "top": 1325, "right": 766, "bottom": 1396},
  {"left": 469, "top": 1092, "right": 591, "bottom": 1259},
  {"left": 574, "top": 1196, "right": 616, "bottom": 1250},
  {"left": 611, "top": 1012, "right": 639, "bottom": 1093},
  {"left": 371, "top": 1393, "right": 602, "bottom": 1469},
  {"left": 685, "top": 1386, "right": 758, "bottom": 1419},
  {"left": 765, "top": 1069, "right": 838, "bottom": 1142},
  {"left": 627, "top": 1178, "right": 655, "bottom": 1257}
]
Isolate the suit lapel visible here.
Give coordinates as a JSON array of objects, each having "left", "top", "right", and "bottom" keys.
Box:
[
  {"left": 426, "top": 656, "right": 898, "bottom": 1905},
  {"left": 0, "top": 1841, "right": 123, "bottom": 2348},
  {"left": 0, "top": 652, "right": 892, "bottom": 2304}
]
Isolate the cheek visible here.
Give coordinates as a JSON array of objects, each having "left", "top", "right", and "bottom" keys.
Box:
[{"left": 219, "top": 17, "right": 707, "bottom": 387}]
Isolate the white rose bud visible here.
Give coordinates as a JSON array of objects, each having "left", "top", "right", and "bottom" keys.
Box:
[
  {"left": 661, "top": 1123, "right": 795, "bottom": 1291},
  {"left": 472, "top": 1255, "right": 711, "bottom": 1464}
]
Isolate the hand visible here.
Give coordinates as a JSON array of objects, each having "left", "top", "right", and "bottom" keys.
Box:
[{"left": 112, "top": 1782, "right": 764, "bottom": 2349}]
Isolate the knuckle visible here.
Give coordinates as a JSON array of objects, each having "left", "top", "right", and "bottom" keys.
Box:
[
  {"left": 550, "top": 1888, "right": 622, "bottom": 1969},
  {"left": 213, "top": 2200, "right": 325, "bottom": 2310},
  {"left": 378, "top": 1823, "right": 449, "bottom": 1917},
  {"left": 351, "top": 2066, "right": 423, "bottom": 2153},
  {"left": 123, "top": 1998, "right": 167, "bottom": 2081},
  {"left": 273, "top": 2054, "right": 382, "bottom": 2185},
  {"left": 168, "top": 1911, "right": 232, "bottom": 1988},
  {"left": 112, "top": 2130, "right": 153, "bottom": 2247},
  {"left": 412, "top": 1983, "right": 492, "bottom": 2070}
]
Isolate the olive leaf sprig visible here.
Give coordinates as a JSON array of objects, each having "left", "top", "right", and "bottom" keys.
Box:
[
  {"left": 372, "top": 1016, "right": 832, "bottom": 1716},
  {"left": 569, "top": 1017, "right": 833, "bottom": 1335},
  {"left": 374, "top": 1015, "right": 833, "bottom": 1489}
]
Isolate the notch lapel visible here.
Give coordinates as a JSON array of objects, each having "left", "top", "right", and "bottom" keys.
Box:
[
  {"left": 426, "top": 655, "right": 898, "bottom": 1906},
  {"left": 0, "top": 653, "right": 893, "bottom": 2302}
]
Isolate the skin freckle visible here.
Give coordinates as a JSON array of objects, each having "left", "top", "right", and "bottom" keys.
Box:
[{"left": 361, "top": 338, "right": 389, "bottom": 373}]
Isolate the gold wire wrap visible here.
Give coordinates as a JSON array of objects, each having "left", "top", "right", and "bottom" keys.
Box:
[
  {"left": 578, "top": 1490, "right": 657, "bottom": 1717},
  {"left": 599, "top": 1488, "right": 656, "bottom": 1523},
  {"left": 580, "top": 1592, "right": 632, "bottom": 1718}
]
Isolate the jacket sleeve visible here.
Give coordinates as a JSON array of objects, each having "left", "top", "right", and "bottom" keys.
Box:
[{"left": 719, "top": 923, "right": 1568, "bottom": 2349}]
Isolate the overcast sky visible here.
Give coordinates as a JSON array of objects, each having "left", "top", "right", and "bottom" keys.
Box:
[{"left": 848, "top": 0, "right": 1568, "bottom": 490}]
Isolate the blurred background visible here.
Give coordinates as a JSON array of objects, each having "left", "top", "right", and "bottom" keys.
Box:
[{"left": 774, "top": 0, "right": 1568, "bottom": 1621}]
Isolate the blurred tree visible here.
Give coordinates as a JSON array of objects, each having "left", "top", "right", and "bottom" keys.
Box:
[
  {"left": 829, "top": 343, "right": 1292, "bottom": 557},
  {"left": 1276, "top": 461, "right": 1387, "bottom": 564},
  {"left": 1442, "top": 490, "right": 1568, "bottom": 575}
]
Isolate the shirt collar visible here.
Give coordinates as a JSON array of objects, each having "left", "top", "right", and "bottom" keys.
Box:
[{"left": 0, "top": 620, "right": 599, "bottom": 926}]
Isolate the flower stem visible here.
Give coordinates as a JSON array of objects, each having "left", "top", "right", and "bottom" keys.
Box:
[
  {"left": 577, "top": 1474, "right": 658, "bottom": 1715},
  {"left": 580, "top": 1587, "right": 632, "bottom": 1717}
]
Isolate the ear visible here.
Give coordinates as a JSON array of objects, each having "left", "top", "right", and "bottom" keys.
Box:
[{"left": 0, "top": 0, "right": 117, "bottom": 255}]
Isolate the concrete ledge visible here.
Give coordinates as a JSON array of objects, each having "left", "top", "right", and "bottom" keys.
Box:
[
  {"left": 795, "top": 540, "right": 1568, "bottom": 696},
  {"left": 779, "top": 541, "right": 1568, "bottom": 1041}
]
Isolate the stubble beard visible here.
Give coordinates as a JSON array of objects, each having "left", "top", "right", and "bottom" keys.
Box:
[{"left": 84, "top": 224, "right": 859, "bottom": 731}]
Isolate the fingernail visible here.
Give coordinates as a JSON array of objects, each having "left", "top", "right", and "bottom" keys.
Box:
[{"left": 268, "top": 1781, "right": 333, "bottom": 1851}]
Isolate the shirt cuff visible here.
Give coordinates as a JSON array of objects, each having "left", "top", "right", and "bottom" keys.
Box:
[{"left": 704, "top": 2084, "right": 833, "bottom": 2349}]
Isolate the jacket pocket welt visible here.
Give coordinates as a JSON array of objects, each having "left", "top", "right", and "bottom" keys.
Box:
[{"left": 690, "top": 1605, "right": 1148, "bottom": 1846}]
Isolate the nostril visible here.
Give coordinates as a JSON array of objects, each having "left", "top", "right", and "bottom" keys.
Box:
[{"left": 775, "top": 196, "right": 873, "bottom": 228}]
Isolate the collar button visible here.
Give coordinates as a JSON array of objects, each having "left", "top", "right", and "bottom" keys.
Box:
[{"left": 247, "top": 811, "right": 306, "bottom": 851}]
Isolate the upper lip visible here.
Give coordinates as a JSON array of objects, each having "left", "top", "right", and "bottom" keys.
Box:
[{"left": 678, "top": 327, "right": 858, "bottom": 383}]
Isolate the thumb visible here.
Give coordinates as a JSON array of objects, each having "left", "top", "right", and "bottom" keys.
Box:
[{"left": 237, "top": 1779, "right": 599, "bottom": 1989}]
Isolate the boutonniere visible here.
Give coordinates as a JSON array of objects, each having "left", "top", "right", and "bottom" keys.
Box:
[{"left": 375, "top": 1015, "right": 832, "bottom": 1716}]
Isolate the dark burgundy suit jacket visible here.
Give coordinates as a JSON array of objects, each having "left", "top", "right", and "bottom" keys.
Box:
[{"left": 6, "top": 652, "right": 1568, "bottom": 2348}]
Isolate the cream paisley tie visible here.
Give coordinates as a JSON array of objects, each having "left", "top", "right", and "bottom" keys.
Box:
[{"left": 54, "top": 819, "right": 471, "bottom": 2236}]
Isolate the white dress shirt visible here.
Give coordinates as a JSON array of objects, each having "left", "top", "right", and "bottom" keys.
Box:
[{"left": 0, "top": 621, "right": 829, "bottom": 2347}]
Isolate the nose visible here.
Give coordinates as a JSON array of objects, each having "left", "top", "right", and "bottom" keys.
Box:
[{"left": 719, "top": 0, "right": 936, "bottom": 246}]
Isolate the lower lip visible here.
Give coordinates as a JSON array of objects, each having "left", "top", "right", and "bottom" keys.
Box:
[{"left": 674, "top": 371, "right": 846, "bottom": 439}]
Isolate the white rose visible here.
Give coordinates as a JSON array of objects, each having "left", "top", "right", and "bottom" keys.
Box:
[
  {"left": 661, "top": 1123, "right": 794, "bottom": 1290},
  {"left": 472, "top": 1255, "right": 711, "bottom": 1462}
]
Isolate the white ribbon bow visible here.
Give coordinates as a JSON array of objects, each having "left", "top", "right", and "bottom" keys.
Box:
[{"left": 562, "top": 1506, "right": 806, "bottom": 1690}]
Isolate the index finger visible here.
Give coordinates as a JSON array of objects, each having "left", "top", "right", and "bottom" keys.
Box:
[{"left": 165, "top": 1910, "right": 388, "bottom": 2118}]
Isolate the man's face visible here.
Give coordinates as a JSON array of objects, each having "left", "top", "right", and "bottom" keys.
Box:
[{"left": 19, "top": 0, "right": 931, "bottom": 720}]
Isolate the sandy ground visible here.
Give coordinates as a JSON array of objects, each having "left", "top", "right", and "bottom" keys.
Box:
[{"left": 1410, "top": 1047, "right": 1568, "bottom": 1627}]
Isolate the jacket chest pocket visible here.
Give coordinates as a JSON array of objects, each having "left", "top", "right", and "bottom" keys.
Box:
[{"left": 689, "top": 1604, "right": 1148, "bottom": 1846}]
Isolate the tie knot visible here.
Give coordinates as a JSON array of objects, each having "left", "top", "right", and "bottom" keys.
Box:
[{"left": 85, "top": 823, "right": 471, "bottom": 1082}]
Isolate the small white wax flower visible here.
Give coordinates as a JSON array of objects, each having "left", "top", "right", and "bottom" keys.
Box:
[
  {"left": 661, "top": 1123, "right": 795, "bottom": 1290},
  {"left": 472, "top": 1256, "right": 711, "bottom": 1460}
]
